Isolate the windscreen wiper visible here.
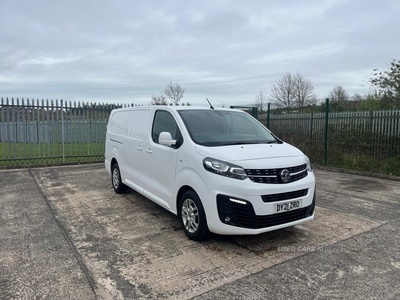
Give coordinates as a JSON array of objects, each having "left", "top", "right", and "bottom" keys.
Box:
[{"left": 221, "top": 141, "right": 259, "bottom": 146}]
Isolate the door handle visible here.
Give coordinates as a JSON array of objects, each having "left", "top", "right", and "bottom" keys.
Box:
[
  {"left": 137, "top": 146, "right": 143, "bottom": 151},
  {"left": 146, "top": 148, "right": 152, "bottom": 154}
]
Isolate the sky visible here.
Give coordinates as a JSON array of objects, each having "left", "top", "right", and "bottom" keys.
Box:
[{"left": 1, "top": 0, "right": 400, "bottom": 107}]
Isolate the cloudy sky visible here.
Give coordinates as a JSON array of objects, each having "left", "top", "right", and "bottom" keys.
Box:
[{"left": 1, "top": 0, "right": 399, "bottom": 107}]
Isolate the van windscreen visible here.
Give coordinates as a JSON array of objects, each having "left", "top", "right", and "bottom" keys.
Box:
[{"left": 178, "top": 110, "right": 279, "bottom": 146}]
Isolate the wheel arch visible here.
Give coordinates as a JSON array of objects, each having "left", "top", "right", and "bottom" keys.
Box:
[
  {"left": 111, "top": 157, "right": 118, "bottom": 168},
  {"left": 174, "top": 167, "right": 208, "bottom": 215},
  {"left": 176, "top": 185, "right": 196, "bottom": 215}
]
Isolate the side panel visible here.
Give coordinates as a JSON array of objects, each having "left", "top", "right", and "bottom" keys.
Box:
[{"left": 106, "top": 109, "right": 152, "bottom": 192}]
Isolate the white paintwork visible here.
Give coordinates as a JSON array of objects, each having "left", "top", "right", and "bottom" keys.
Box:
[{"left": 105, "top": 106, "right": 316, "bottom": 236}]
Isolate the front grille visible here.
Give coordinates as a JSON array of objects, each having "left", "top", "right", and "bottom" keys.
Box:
[
  {"left": 217, "top": 193, "right": 315, "bottom": 229},
  {"left": 245, "top": 164, "right": 308, "bottom": 184},
  {"left": 256, "top": 208, "right": 308, "bottom": 228},
  {"left": 261, "top": 189, "right": 308, "bottom": 203}
]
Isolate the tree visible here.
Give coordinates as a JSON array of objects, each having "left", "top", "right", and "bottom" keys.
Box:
[
  {"left": 351, "top": 93, "right": 363, "bottom": 102},
  {"left": 355, "top": 92, "right": 382, "bottom": 111},
  {"left": 255, "top": 90, "right": 268, "bottom": 112},
  {"left": 269, "top": 73, "right": 296, "bottom": 108},
  {"left": 294, "top": 73, "right": 316, "bottom": 107},
  {"left": 164, "top": 81, "right": 185, "bottom": 105},
  {"left": 370, "top": 59, "right": 400, "bottom": 108},
  {"left": 151, "top": 94, "right": 167, "bottom": 105},
  {"left": 328, "top": 85, "right": 349, "bottom": 111},
  {"left": 269, "top": 72, "right": 316, "bottom": 108}
]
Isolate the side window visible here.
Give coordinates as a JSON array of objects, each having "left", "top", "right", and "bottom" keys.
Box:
[{"left": 152, "top": 111, "right": 182, "bottom": 146}]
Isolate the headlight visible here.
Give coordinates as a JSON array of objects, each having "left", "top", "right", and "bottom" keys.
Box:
[
  {"left": 305, "top": 156, "right": 313, "bottom": 172},
  {"left": 203, "top": 157, "right": 248, "bottom": 180}
]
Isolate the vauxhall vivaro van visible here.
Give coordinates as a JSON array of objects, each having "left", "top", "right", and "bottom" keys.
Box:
[{"left": 105, "top": 106, "right": 315, "bottom": 241}]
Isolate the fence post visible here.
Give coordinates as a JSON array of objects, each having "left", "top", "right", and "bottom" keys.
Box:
[
  {"left": 266, "top": 103, "right": 271, "bottom": 128},
  {"left": 61, "top": 99, "right": 65, "bottom": 163},
  {"left": 368, "top": 110, "right": 373, "bottom": 132},
  {"left": 252, "top": 107, "right": 258, "bottom": 119},
  {"left": 324, "top": 98, "right": 330, "bottom": 166}
]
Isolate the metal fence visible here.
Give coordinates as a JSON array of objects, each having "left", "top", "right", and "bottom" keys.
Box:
[
  {"left": 259, "top": 109, "right": 400, "bottom": 176},
  {"left": 0, "top": 97, "right": 123, "bottom": 168},
  {"left": 1, "top": 97, "right": 400, "bottom": 175}
]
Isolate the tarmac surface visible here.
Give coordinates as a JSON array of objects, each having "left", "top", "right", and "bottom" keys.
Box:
[{"left": 0, "top": 164, "right": 399, "bottom": 299}]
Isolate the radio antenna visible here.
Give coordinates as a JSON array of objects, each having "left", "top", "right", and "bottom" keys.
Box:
[{"left": 206, "top": 98, "right": 214, "bottom": 109}]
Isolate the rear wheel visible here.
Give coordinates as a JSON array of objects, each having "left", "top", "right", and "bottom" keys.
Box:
[
  {"left": 111, "top": 163, "right": 128, "bottom": 194},
  {"left": 179, "top": 190, "right": 208, "bottom": 241}
]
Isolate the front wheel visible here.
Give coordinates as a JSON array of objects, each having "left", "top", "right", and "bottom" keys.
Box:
[
  {"left": 179, "top": 190, "right": 208, "bottom": 241},
  {"left": 111, "top": 163, "right": 128, "bottom": 194}
]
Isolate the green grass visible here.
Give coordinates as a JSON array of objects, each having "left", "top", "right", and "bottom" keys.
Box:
[
  {"left": 325, "top": 152, "right": 400, "bottom": 177},
  {"left": 0, "top": 142, "right": 105, "bottom": 168}
]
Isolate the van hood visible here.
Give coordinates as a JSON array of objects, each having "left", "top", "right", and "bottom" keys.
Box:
[{"left": 194, "top": 143, "right": 304, "bottom": 163}]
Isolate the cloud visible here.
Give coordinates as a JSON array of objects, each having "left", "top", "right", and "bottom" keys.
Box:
[{"left": 0, "top": 0, "right": 399, "bottom": 106}]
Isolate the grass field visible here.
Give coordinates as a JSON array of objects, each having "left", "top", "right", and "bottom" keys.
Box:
[{"left": 0, "top": 142, "right": 104, "bottom": 168}]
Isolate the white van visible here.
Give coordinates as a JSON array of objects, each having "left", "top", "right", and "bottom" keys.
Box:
[{"left": 105, "top": 106, "right": 315, "bottom": 241}]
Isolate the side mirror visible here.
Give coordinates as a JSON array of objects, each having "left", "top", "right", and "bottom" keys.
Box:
[{"left": 159, "top": 132, "right": 176, "bottom": 147}]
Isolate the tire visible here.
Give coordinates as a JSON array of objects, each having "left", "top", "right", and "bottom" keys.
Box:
[
  {"left": 179, "top": 190, "right": 208, "bottom": 241},
  {"left": 111, "top": 163, "right": 128, "bottom": 194}
]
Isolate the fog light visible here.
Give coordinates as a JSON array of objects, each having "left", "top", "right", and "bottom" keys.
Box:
[{"left": 224, "top": 216, "right": 231, "bottom": 223}]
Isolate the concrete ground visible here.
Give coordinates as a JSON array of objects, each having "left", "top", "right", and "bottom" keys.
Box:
[{"left": 0, "top": 164, "right": 399, "bottom": 299}]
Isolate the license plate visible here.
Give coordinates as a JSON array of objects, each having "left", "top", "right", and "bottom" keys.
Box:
[{"left": 274, "top": 199, "right": 302, "bottom": 214}]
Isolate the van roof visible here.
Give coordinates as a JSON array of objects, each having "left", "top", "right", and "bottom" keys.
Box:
[{"left": 112, "top": 106, "right": 242, "bottom": 112}]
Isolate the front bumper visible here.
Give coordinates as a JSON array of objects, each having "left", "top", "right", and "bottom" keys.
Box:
[{"left": 216, "top": 191, "right": 315, "bottom": 229}]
